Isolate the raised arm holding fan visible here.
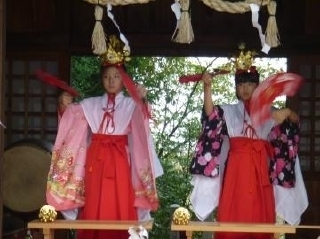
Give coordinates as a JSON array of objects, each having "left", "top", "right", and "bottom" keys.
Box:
[{"left": 189, "top": 44, "right": 308, "bottom": 239}]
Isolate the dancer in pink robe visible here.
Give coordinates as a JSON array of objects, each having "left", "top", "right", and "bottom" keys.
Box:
[{"left": 46, "top": 35, "right": 163, "bottom": 239}]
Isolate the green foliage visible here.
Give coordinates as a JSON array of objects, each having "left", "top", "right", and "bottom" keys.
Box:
[
  {"left": 70, "top": 56, "right": 103, "bottom": 98},
  {"left": 70, "top": 56, "right": 286, "bottom": 239},
  {"left": 150, "top": 155, "right": 192, "bottom": 239}
]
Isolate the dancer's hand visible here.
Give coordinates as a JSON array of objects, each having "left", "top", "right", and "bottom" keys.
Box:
[
  {"left": 202, "top": 72, "right": 213, "bottom": 87},
  {"left": 272, "top": 108, "right": 299, "bottom": 124},
  {"left": 136, "top": 84, "right": 147, "bottom": 100}
]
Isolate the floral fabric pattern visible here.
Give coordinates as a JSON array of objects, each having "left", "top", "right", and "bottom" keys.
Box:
[
  {"left": 269, "top": 120, "right": 299, "bottom": 188},
  {"left": 46, "top": 104, "right": 88, "bottom": 210},
  {"left": 189, "top": 106, "right": 227, "bottom": 177},
  {"left": 190, "top": 105, "right": 299, "bottom": 188},
  {"left": 49, "top": 147, "right": 85, "bottom": 201}
]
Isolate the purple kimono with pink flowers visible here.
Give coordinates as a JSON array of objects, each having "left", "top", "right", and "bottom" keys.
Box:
[
  {"left": 190, "top": 106, "right": 298, "bottom": 186},
  {"left": 189, "top": 104, "right": 308, "bottom": 225}
]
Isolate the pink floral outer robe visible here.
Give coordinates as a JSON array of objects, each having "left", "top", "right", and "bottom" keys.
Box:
[{"left": 46, "top": 99, "right": 162, "bottom": 213}]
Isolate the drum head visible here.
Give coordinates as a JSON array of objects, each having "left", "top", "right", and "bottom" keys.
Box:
[{"left": 3, "top": 139, "right": 52, "bottom": 212}]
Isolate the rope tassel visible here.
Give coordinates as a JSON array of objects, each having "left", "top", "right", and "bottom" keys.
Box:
[
  {"left": 265, "top": 0, "right": 280, "bottom": 48},
  {"left": 91, "top": 5, "right": 107, "bottom": 55},
  {"left": 84, "top": 0, "right": 152, "bottom": 55},
  {"left": 171, "top": 0, "right": 194, "bottom": 44}
]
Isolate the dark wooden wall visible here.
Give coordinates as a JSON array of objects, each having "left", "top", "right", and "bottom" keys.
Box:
[{"left": 5, "top": 0, "right": 320, "bottom": 57}]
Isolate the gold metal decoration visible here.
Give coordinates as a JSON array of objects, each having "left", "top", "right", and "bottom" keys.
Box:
[
  {"left": 100, "top": 35, "right": 131, "bottom": 66},
  {"left": 38, "top": 205, "right": 57, "bottom": 222},
  {"left": 172, "top": 207, "right": 191, "bottom": 225},
  {"left": 218, "top": 43, "right": 257, "bottom": 73},
  {"left": 234, "top": 43, "right": 257, "bottom": 71}
]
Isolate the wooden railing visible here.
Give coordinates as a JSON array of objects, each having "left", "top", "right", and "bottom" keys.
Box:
[
  {"left": 28, "top": 219, "right": 153, "bottom": 239},
  {"left": 171, "top": 221, "right": 297, "bottom": 239},
  {"left": 28, "top": 219, "right": 320, "bottom": 239}
]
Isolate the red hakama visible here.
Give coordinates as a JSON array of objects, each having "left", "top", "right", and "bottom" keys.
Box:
[
  {"left": 216, "top": 137, "right": 275, "bottom": 239},
  {"left": 78, "top": 134, "right": 137, "bottom": 239}
]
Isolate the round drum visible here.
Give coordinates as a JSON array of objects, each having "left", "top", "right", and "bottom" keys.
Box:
[{"left": 3, "top": 139, "right": 53, "bottom": 213}]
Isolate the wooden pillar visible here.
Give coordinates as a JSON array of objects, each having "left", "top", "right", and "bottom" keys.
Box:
[{"left": 0, "top": 0, "right": 6, "bottom": 238}]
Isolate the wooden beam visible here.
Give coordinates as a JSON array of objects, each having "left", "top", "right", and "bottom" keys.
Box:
[
  {"left": 171, "top": 221, "right": 320, "bottom": 239},
  {"left": 171, "top": 221, "right": 296, "bottom": 234},
  {"left": 28, "top": 219, "right": 154, "bottom": 230},
  {"left": 28, "top": 219, "right": 154, "bottom": 239},
  {"left": 6, "top": 32, "right": 320, "bottom": 57}
]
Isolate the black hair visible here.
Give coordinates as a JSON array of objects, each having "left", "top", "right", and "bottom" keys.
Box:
[
  {"left": 234, "top": 69, "right": 259, "bottom": 99},
  {"left": 100, "top": 64, "right": 127, "bottom": 78},
  {"left": 235, "top": 71, "right": 260, "bottom": 84}
]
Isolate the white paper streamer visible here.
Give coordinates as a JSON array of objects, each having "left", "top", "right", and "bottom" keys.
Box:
[
  {"left": 128, "top": 227, "right": 140, "bottom": 239},
  {"left": 171, "top": 0, "right": 181, "bottom": 21},
  {"left": 0, "top": 120, "right": 6, "bottom": 128},
  {"left": 128, "top": 226, "right": 148, "bottom": 239},
  {"left": 107, "top": 4, "right": 131, "bottom": 53},
  {"left": 138, "top": 225, "right": 148, "bottom": 238},
  {"left": 250, "top": 4, "right": 271, "bottom": 54}
]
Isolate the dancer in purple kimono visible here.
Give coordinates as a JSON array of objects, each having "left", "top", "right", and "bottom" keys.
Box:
[{"left": 189, "top": 68, "right": 308, "bottom": 239}]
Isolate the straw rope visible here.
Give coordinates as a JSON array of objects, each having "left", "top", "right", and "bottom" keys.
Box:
[
  {"left": 91, "top": 5, "right": 107, "bottom": 55},
  {"left": 199, "top": 0, "right": 270, "bottom": 13},
  {"left": 85, "top": 0, "right": 280, "bottom": 53},
  {"left": 84, "top": 0, "right": 152, "bottom": 54},
  {"left": 84, "top": 0, "right": 152, "bottom": 6},
  {"left": 172, "top": 0, "right": 194, "bottom": 44},
  {"left": 265, "top": 1, "right": 280, "bottom": 47},
  {"left": 199, "top": 0, "right": 280, "bottom": 51}
]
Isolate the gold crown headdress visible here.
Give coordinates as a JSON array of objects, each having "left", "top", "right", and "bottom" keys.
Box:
[
  {"left": 100, "top": 35, "right": 131, "bottom": 66},
  {"left": 217, "top": 43, "right": 258, "bottom": 74},
  {"left": 233, "top": 43, "right": 258, "bottom": 72},
  {"left": 229, "top": 43, "right": 260, "bottom": 83}
]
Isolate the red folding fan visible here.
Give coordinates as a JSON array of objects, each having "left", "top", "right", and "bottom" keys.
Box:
[
  {"left": 34, "top": 69, "right": 80, "bottom": 97},
  {"left": 250, "top": 72, "right": 305, "bottom": 127},
  {"left": 179, "top": 69, "right": 230, "bottom": 84}
]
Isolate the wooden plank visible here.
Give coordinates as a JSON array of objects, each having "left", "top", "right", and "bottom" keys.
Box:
[
  {"left": 171, "top": 221, "right": 296, "bottom": 234},
  {"left": 28, "top": 219, "right": 154, "bottom": 239},
  {"left": 42, "top": 228, "right": 54, "bottom": 239},
  {"left": 28, "top": 219, "right": 154, "bottom": 230},
  {"left": 296, "top": 225, "right": 320, "bottom": 230}
]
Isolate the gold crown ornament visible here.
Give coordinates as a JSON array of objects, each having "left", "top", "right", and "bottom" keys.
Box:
[
  {"left": 234, "top": 43, "right": 258, "bottom": 72},
  {"left": 172, "top": 207, "right": 191, "bottom": 225},
  {"left": 100, "top": 35, "right": 131, "bottom": 66},
  {"left": 216, "top": 43, "right": 258, "bottom": 74},
  {"left": 38, "top": 205, "right": 57, "bottom": 222}
]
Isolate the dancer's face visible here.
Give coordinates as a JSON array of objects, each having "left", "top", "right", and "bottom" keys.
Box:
[
  {"left": 102, "top": 66, "right": 124, "bottom": 94},
  {"left": 236, "top": 82, "right": 258, "bottom": 101}
]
